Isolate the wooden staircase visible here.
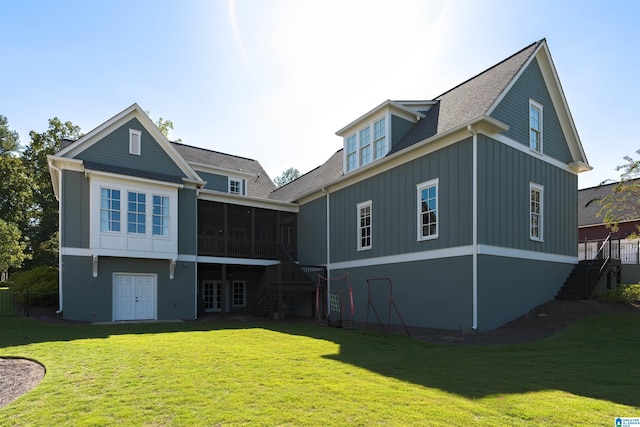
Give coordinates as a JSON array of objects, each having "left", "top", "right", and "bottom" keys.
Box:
[{"left": 556, "top": 234, "right": 622, "bottom": 300}]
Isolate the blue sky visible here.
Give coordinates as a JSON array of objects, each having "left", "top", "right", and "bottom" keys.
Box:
[{"left": 1, "top": 0, "right": 637, "bottom": 189}]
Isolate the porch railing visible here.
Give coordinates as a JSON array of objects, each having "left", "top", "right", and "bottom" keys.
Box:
[
  {"left": 198, "top": 236, "right": 278, "bottom": 259},
  {"left": 578, "top": 237, "right": 640, "bottom": 264}
]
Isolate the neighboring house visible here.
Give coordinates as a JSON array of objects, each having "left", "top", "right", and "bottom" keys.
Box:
[
  {"left": 578, "top": 182, "right": 640, "bottom": 266},
  {"left": 49, "top": 39, "right": 591, "bottom": 330}
]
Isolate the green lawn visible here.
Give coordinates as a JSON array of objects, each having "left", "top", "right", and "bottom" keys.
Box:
[{"left": 1, "top": 314, "right": 639, "bottom": 426}]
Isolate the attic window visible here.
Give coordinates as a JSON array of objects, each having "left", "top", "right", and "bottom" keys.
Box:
[
  {"left": 129, "top": 129, "right": 141, "bottom": 155},
  {"left": 529, "top": 100, "right": 543, "bottom": 153}
]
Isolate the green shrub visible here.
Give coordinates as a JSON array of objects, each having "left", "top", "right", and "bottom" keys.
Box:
[
  {"left": 7, "top": 265, "right": 58, "bottom": 292},
  {"left": 600, "top": 283, "right": 640, "bottom": 305}
]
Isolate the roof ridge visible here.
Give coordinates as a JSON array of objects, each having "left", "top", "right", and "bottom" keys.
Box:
[
  {"left": 433, "top": 39, "right": 543, "bottom": 100},
  {"left": 171, "top": 141, "right": 257, "bottom": 162}
]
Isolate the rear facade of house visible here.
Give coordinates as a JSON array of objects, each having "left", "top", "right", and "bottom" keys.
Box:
[{"left": 49, "top": 39, "right": 591, "bottom": 330}]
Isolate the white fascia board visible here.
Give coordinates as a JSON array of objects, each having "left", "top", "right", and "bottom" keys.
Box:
[
  {"left": 335, "top": 100, "right": 427, "bottom": 137},
  {"left": 486, "top": 40, "right": 590, "bottom": 168},
  {"left": 190, "top": 162, "right": 256, "bottom": 178},
  {"left": 57, "top": 103, "right": 204, "bottom": 183},
  {"left": 197, "top": 188, "right": 299, "bottom": 213},
  {"left": 84, "top": 168, "right": 184, "bottom": 190},
  {"left": 478, "top": 245, "right": 578, "bottom": 265},
  {"left": 61, "top": 247, "right": 178, "bottom": 260},
  {"left": 298, "top": 116, "right": 508, "bottom": 205}
]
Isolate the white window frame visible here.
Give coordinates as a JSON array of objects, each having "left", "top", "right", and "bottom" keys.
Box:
[
  {"left": 530, "top": 182, "right": 544, "bottom": 242},
  {"left": 100, "top": 188, "right": 121, "bottom": 233},
  {"left": 127, "top": 191, "right": 146, "bottom": 235},
  {"left": 529, "top": 99, "right": 543, "bottom": 153},
  {"left": 346, "top": 134, "right": 357, "bottom": 172},
  {"left": 417, "top": 178, "right": 439, "bottom": 241},
  {"left": 228, "top": 177, "right": 244, "bottom": 195},
  {"left": 152, "top": 194, "right": 170, "bottom": 237},
  {"left": 343, "top": 115, "right": 389, "bottom": 174},
  {"left": 357, "top": 200, "right": 372, "bottom": 251},
  {"left": 129, "top": 129, "right": 141, "bottom": 155},
  {"left": 373, "top": 117, "right": 386, "bottom": 160},
  {"left": 232, "top": 280, "right": 246, "bottom": 307}
]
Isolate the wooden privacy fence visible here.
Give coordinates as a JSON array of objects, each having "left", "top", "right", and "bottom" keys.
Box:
[{"left": 0, "top": 291, "right": 58, "bottom": 317}]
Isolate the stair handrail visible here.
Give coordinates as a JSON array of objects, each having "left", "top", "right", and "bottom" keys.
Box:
[{"left": 584, "top": 233, "right": 611, "bottom": 298}]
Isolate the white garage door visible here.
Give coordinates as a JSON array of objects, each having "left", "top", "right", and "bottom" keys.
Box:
[{"left": 114, "top": 274, "right": 157, "bottom": 321}]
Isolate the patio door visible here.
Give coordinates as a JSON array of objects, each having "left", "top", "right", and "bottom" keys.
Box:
[{"left": 202, "top": 280, "right": 226, "bottom": 312}]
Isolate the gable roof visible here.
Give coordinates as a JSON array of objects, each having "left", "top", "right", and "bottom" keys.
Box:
[
  {"left": 392, "top": 40, "right": 540, "bottom": 154},
  {"left": 276, "top": 39, "right": 588, "bottom": 203},
  {"left": 54, "top": 103, "right": 203, "bottom": 184},
  {"left": 579, "top": 180, "right": 640, "bottom": 227},
  {"left": 171, "top": 143, "right": 276, "bottom": 198}
]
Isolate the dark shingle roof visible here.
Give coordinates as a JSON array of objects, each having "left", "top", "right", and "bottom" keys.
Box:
[
  {"left": 391, "top": 40, "right": 540, "bottom": 153},
  {"left": 171, "top": 142, "right": 276, "bottom": 198},
  {"left": 269, "top": 150, "right": 344, "bottom": 202},
  {"left": 277, "top": 40, "right": 543, "bottom": 201},
  {"left": 579, "top": 181, "right": 640, "bottom": 227}
]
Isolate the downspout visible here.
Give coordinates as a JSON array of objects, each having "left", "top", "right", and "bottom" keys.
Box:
[
  {"left": 321, "top": 188, "right": 331, "bottom": 309},
  {"left": 467, "top": 125, "right": 478, "bottom": 331},
  {"left": 49, "top": 162, "right": 64, "bottom": 315}
]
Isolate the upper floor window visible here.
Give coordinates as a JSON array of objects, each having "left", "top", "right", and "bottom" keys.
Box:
[
  {"left": 127, "top": 191, "right": 146, "bottom": 234},
  {"left": 359, "top": 127, "right": 371, "bottom": 166},
  {"left": 346, "top": 134, "right": 357, "bottom": 172},
  {"left": 228, "top": 177, "right": 244, "bottom": 195},
  {"left": 529, "top": 100, "right": 543, "bottom": 153},
  {"left": 129, "top": 129, "right": 141, "bottom": 155},
  {"left": 357, "top": 200, "right": 372, "bottom": 251},
  {"left": 530, "top": 183, "right": 543, "bottom": 241},
  {"left": 152, "top": 195, "right": 170, "bottom": 237},
  {"left": 373, "top": 118, "right": 386, "bottom": 160},
  {"left": 417, "top": 178, "right": 438, "bottom": 241},
  {"left": 100, "top": 188, "right": 121, "bottom": 232}
]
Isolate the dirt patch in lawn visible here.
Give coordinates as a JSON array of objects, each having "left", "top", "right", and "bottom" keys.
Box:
[{"left": 0, "top": 358, "right": 45, "bottom": 409}]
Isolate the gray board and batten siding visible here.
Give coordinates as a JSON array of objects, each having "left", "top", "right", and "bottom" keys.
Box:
[
  {"left": 178, "top": 188, "right": 198, "bottom": 256},
  {"left": 61, "top": 255, "right": 196, "bottom": 322},
  {"left": 73, "top": 118, "right": 187, "bottom": 179},
  {"left": 332, "top": 255, "right": 474, "bottom": 331},
  {"left": 477, "top": 134, "right": 578, "bottom": 257},
  {"left": 297, "top": 196, "right": 328, "bottom": 266},
  {"left": 391, "top": 114, "right": 416, "bottom": 149},
  {"left": 490, "top": 57, "right": 572, "bottom": 164},
  {"left": 195, "top": 170, "right": 230, "bottom": 193},
  {"left": 327, "top": 138, "right": 473, "bottom": 263},
  {"left": 61, "top": 170, "right": 90, "bottom": 249}
]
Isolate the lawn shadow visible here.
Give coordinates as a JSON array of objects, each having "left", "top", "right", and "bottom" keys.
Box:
[
  {"left": 265, "top": 314, "right": 640, "bottom": 408},
  {"left": 2, "top": 313, "right": 639, "bottom": 408}
]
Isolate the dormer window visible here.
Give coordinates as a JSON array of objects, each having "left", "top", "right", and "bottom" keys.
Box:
[
  {"left": 129, "top": 129, "right": 141, "bottom": 155},
  {"left": 229, "top": 177, "right": 244, "bottom": 195},
  {"left": 373, "top": 118, "right": 386, "bottom": 159},
  {"left": 344, "top": 116, "right": 388, "bottom": 173}
]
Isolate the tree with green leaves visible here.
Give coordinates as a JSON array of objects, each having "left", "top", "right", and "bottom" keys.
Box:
[
  {"left": 599, "top": 149, "right": 640, "bottom": 237},
  {"left": 0, "top": 115, "right": 20, "bottom": 154},
  {"left": 274, "top": 167, "right": 300, "bottom": 187},
  {"left": 22, "top": 118, "right": 81, "bottom": 267},
  {"left": 145, "top": 110, "right": 181, "bottom": 142},
  {"left": 0, "top": 219, "right": 30, "bottom": 273}
]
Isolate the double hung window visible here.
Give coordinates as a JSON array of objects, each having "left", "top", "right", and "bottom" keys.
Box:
[
  {"left": 359, "top": 127, "right": 371, "bottom": 166},
  {"left": 357, "top": 200, "right": 372, "bottom": 251},
  {"left": 100, "top": 188, "right": 121, "bottom": 232},
  {"left": 152, "top": 195, "right": 170, "bottom": 237},
  {"left": 529, "top": 100, "right": 543, "bottom": 153},
  {"left": 127, "top": 191, "right": 146, "bottom": 234},
  {"left": 417, "top": 179, "right": 438, "bottom": 241},
  {"left": 373, "top": 118, "right": 386, "bottom": 160},
  {"left": 530, "top": 183, "right": 543, "bottom": 241}
]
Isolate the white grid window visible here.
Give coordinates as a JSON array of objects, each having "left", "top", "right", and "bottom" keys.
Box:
[
  {"left": 100, "top": 188, "right": 120, "bottom": 232},
  {"left": 530, "top": 183, "right": 543, "bottom": 241},
  {"left": 232, "top": 281, "right": 246, "bottom": 307},
  {"left": 152, "top": 195, "right": 170, "bottom": 237},
  {"left": 359, "top": 127, "right": 371, "bottom": 166},
  {"left": 229, "top": 178, "right": 243, "bottom": 195},
  {"left": 417, "top": 178, "right": 439, "bottom": 241},
  {"left": 127, "top": 191, "right": 146, "bottom": 234},
  {"left": 357, "top": 200, "right": 372, "bottom": 251},
  {"left": 373, "top": 118, "right": 386, "bottom": 159},
  {"left": 346, "top": 134, "right": 357, "bottom": 172},
  {"left": 529, "top": 100, "right": 543, "bottom": 153}
]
